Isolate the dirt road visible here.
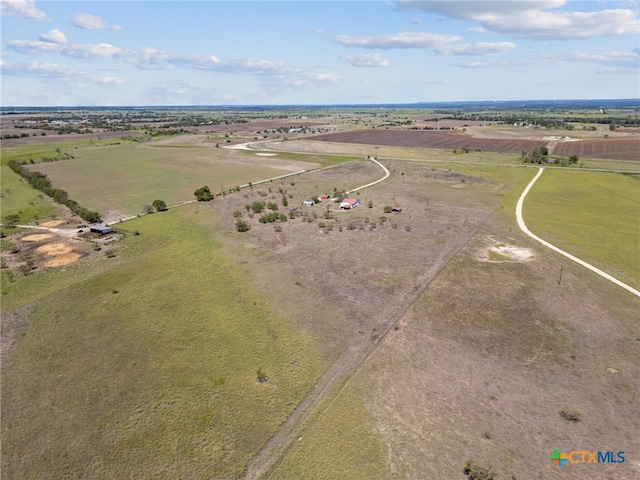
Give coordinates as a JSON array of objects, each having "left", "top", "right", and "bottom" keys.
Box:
[{"left": 516, "top": 167, "right": 640, "bottom": 298}]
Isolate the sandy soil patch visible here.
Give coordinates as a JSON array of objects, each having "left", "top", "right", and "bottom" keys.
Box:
[
  {"left": 22, "top": 233, "right": 55, "bottom": 242},
  {"left": 478, "top": 237, "right": 536, "bottom": 262},
  {"left": 39, "top": 219, "right": 67, "bottom": 227},
  {"left": 44, "top": 253, "right": 81, "bottom": 267},
  {"left": 36, "top": 243, "right": 73, "bottom": 256}
]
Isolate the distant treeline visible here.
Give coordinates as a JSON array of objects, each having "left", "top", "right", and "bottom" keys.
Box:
[
  {"left": 7, "top": 160, "right": 101, "bottom": 223},
  {"left": 440, "top": 115, "right": 640, "bottom": 127}
]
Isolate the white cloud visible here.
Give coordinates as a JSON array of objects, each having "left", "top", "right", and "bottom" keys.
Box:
[
  {"left": 7, "top": 39, "right": 122, "bottom": 58},
  {"left": 476, "top": 9, "right": 640, "bottom": 40},
  {"left": 1, "top": 61, "right": 83, "bottom": 77},
  {"left": 256, "top": 71, "right": 339, "bottom": 99},
  {"left": 91, "top": 75, "right": 126, "bottom": 85},
  {"left": 435, "top": 41, "right": 516, "bottom": 55},
  {"left": 396, "top": 1, "right": 566, "bottom": 18},
  {"left": 39, "top": 29, "right": 67, "bottom": 44},
  {"left": 467, "top": 26, "right": 487, "bottom": 34},
  {"left": 341, "top": 53, "right": 390, "bottom": 67},
  {"left": 455, "top": 59, "right": 512, "bottom": 68},
  {"left": 0, "top": 0, "right": 48, "bottom": 21},
  {"left": 6, "top": 40, "right": 65, "bottom": 54},
  {"left": 5, "top": 35, "right": 338, "bottom": 86},
  {"left": 71, "top": 12, "right": 121, "bottom": 30},
  {"left": 396, "top": 1, "right": 640, "bottom": 40},
  {"left": 62, "top": 43, "right": 123, "bottom": 59},
  {"left": 334, "top": 31, "right": 461, "bottom": 49},
  {"left": 596, "top": 67, "right": 638, "bottom": 74},
  {"left": 219, "top": 58, "right": 291, "bottom": 74},
  {"left": 562, "top": 49, "right": 640, "bottom": 68}
]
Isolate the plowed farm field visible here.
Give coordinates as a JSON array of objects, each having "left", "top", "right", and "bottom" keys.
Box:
[
  {"left": 312, "top": 129, "right": 548, "bottom": 153},
  {"left": 552, "top": 137, "right": 640, "bottom": 161}
]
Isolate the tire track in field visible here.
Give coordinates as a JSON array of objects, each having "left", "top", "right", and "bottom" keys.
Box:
[{"left": 243, "top": 203, "right": 495, "bottom": 480}]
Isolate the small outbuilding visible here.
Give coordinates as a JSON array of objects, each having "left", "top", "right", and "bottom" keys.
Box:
[
  {"left": 392, "top": 206, "right": 403, "bottom": 212},
  {"left": 90, "top": 225, "right": 112, "bottom": 235},
  {"left": 302, "top": 200, "right": 315, "bottom": 206}
]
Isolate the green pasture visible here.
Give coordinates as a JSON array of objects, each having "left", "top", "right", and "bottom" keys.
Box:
[
  {"left": 1, "top": 167, "right": 62, "bottom": 223},
  {"left": 31, "top": 141, "right": 330, "bottom": 218},
  {"left": 270, "top": 385, "right": 389, "bottom": 480},
  {"left": 1, "top": 206, "right": 324, "bottom": 479},
  {"left": 238, "top": 149, "right": 360, "bottom": 169},
  {"left": 523, "top": 169, "right": 640, "bottom": 289},
  {"left": 1, "top": 139, "right": 134, "bottom": 222},
  {"left": 0, "top": 138, "right": 136, "bottom": 166}
]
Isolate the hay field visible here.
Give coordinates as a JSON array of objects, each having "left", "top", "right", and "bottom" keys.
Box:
[{"left": 31, "top": 139, "right": 349, "bottom": 221}]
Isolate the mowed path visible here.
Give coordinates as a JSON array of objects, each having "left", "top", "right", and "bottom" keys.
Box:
[{"left": 516, "top": 167, "right": 640, "bottom": 298}]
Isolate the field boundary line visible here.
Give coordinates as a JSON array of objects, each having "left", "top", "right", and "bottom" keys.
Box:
[{"left": 517, "top": 167, "right": 640, "bottom": 298}]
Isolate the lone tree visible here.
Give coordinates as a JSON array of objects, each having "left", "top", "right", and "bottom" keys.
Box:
[
  {"left": 194, "top": 186, "right": 214, "bottom": 202},
  {"left": 152, "top": 199, "right": 168, "bottom": 212}
]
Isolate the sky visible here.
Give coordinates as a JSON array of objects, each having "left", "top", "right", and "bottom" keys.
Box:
[{"left": 1, "top": 0, "right": 639, "bottom": 106}]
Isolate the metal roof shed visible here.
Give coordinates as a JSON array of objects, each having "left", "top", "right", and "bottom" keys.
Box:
[{"left": 90, "top": 225, "right": 112, "bottom": 235}]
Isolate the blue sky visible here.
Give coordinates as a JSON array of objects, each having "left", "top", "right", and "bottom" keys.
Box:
[{"left": 1, "top": 0, "right": 639, "bottom": 105}]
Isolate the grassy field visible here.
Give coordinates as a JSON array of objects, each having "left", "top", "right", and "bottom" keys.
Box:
[
  {"left": 523, "top": 169, "right": 640, "bottom": 289},
  {"left": 0, "top": 139, "right": 135, "bottom": 223},
  {"left": 2, "top": 133, "right": 638, "bottom": 480},
  {"left": 270, "top": 385, "right": 390, "bottom": 479},
  {"left": 30, "top": 140, "right": 353, "bottom": 220},
  {"left": 1, "top": 167, "right": 63, "bottom": 223},
  {"left": 1, "top": 206, "right": 325, "bottom": 479}
]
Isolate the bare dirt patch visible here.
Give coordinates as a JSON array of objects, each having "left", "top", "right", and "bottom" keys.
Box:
[
  {"left": 2, "top": 230, "right": 92, "bottom": 272},
  {"left": 39, "top": 219, "right": 67, "bottom": 227},
  {"left": 312, "top": 129, "right": 548, "bottom": 154},
  {"left": 44, "top": 252, "right": 82, "bottom": 267},
  {"left": 478, "top": 237, "right": 536, "bottom": 262},
  {"left": 552, "top": 137, "right": 640, "bottom": 161},
  {"left": 36, "top": 242, "right": 73, "bottom": 256},
  {"left": 22, "top": 233, "right": 55, "bottom": 242}
]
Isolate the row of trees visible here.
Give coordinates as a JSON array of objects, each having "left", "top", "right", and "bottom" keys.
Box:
[
  {"left": 521, "top": 147, "right": 579, "bottom": 166},
  {"left": 7, "top": 160, "right": 101, "bottom": 223}
]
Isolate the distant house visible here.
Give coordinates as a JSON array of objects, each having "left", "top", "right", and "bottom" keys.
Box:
[
  {"left": 318, "top": 194, "right": 330, "bottom": 201},
  {"left": 302, "top": 200, "right": 315, "bottom": 206},
  {"left": 90, "top": 225, "right": 112, "bottom": 235},
  {"left": 340, "top": 198, "right": 359, "bottom": 209}
]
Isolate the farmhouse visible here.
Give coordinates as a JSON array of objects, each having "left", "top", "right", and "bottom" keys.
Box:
[
  {"left": 340, "top": 198, "right": 360, "bottom": 209},
  {"left": 90, "top": 225, "right": 112, "bottom": 235},
  {"left": 318, "top": 194, "right": 330, "bottom": 201}
]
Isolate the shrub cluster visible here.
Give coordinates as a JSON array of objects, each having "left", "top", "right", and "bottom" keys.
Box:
[
  {"left": 194, "top": 185, "right": 214, "bottom": 201},
  {"left": 258, "top": 212, "right": 287, "bottom": 223}
]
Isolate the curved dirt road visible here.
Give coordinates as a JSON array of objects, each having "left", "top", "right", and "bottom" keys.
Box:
[{"left": 516, "top": 167, "right": 640, "bottom": 298}]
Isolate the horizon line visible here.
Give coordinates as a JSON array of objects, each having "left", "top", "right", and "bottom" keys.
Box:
[{"left": 2, "top": 98, "right": 640, "bottom": 110}]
